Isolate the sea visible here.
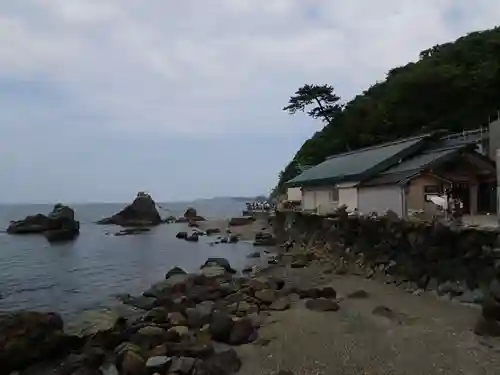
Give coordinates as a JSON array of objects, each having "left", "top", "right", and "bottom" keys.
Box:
[{"left": 0, "top": 198, "right": 262, "bottom": 328}]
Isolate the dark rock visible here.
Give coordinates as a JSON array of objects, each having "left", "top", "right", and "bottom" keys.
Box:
[
  {"left": 176, "top": 231, "right": 188, "bottom": 239},
  {"left": 254, "top": 289, "right": 277, "bottom": 304},
  {"left": 297, "top": 288, "right": 320, "bottom": 299},
  {"left": 474, "top": 317, "right": 500, "bottom": 337},
  {"left": 201, "top": 258, "right": 236, "bottom": 274},
  {"left": 490, "top": 278, "right": 500, "bottom": 301},
  {"left": 189, "top": 220, "right": 200, "bottom": 228},
  {"left": 318, "top": 287, "right": 337, "bottom": 299},
  {"left": 305, "top": 298, "right": 340, "bottom": 312},
  {"left": 142, "top": 307, "right": 168, "bottom": 324},
  {"left": 228, "top": 217, "right": 255, "bottom": 226},
  {"left": 229, "top": 318, "right": 255, "bottom": 345},
  {"left": 183, "top": 207, "right": 206, "bottom": 222},
  {"left": 185, "top": 301, "right": 214, "bottom": 328},
  {"left": 7, "top": 204, "right": 80, "bottom": 243},
  {"left": 118, "top": 294, "right": 157, "bottom": 311},
  {"left": 482, "top": 297, "right": 500, "bottom": 320},
  {"left": 118, "top": 349, "right": 146, "bottom": 375},
  {"left": 204, "top": 343, "right": 242, "bottom": 374},
  {"left": 114, "top": 227, "right": 151, "bottom": 236},
  {"left": 269, "top": 296, "right": 290, "bottom": 311},
  {"left": 229, "top": 235, "right": 239, "bottom": 243},
  {"left": 347, "top": 290, "right": 369, "bottom": 299},
  {"left": 209, "top": 312, "right": 234, "bottom": 342},
  {"left": 97, "top": 192, "right": 162, "bottom": 227},
  {"left": 168, "top": 311, "right": 188, "bottom": 326},
  {"left": 145, "top": 356, "right": 171, "bottom": 372},
  {"left": 169, "top": 356, "right": 196, "bottom": 374},
  {"left": 0, "top": 311, "right": 72, "bottom": 372},
  {"left": 206, "top": 228, "right": 221, "bottom": 236},
  {"left": 166, "top": 266, "right": 187, "bottom": 279},
  {"left": 186, "top": 234, "right": 200, "bottom": 242}
]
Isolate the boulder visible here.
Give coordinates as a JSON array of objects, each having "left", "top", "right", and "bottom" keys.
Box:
[
  {"left": 203, "top": 344, "right": 242, "bottom": 374},
  {"left": 201, "top": 258, "right": 236, "bottom": 274},
  {"left": 97, "top": 192, "right": 162, "bottom": 227},
  {"left": 229, "top": 217, "right": 255, "bottom": 226},
  {"left": 166, "top": 267, "right": 187, "bottom": 280},
  {"left": 176, "top": 231, "right": 188, "bottom": 239},
  {"left": 7, "top": 204, "right": 80, "bottom": 243},
  {"left": 269, "top": 296, "right": 290, "bottom": 311},
  {"left": 0, "top": 311, "right": 74, "bottom": 372},
  {"left": 209, "top": 312, "right": 234, "bottom": 342},
  {"left": 183, "top": 207, "right": 206, "bottom": 222},
  {"left": 229, "top": 318, "right": 255, "bottom": 345},
  {"left": 186, "top": 234, "right": 200, "bottom": 242}
]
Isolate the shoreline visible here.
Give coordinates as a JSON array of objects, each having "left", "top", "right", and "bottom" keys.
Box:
[{"left": 5, "top": 236, "right": 500, "bottom": 374}]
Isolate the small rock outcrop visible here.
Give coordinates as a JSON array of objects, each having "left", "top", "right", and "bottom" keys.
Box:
[
  {"left": 7, "top": 204, "right": 80, "bottom": 243},
  {"left": 177, "top": 207, "right": 206, "bottom": 222},
  {"left": 97, "top": 192, "right": 162, "bottom": 227}
]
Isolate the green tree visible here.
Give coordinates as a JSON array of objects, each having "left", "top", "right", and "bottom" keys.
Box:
[{"left": 283, "top": 84, "right": 343, "bottom": 124}]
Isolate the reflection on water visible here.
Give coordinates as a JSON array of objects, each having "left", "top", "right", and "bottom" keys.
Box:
[{"left": 0, "top": 200, "right": 257, "bottom": 323}]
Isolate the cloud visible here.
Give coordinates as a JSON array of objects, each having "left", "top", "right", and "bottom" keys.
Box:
[{"left": 0, "top": 1, "right": 499, "bottom": 201}]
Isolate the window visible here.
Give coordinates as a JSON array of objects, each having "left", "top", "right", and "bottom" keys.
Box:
[
  {"left": 424, "top": 185, "right": 442, "bottom": 194},
  {"left": 329, "top": 188, "right": 339, "bottom": 202}
]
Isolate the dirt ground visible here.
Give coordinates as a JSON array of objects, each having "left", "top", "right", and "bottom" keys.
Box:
[{"left": 236, "top": 262, "right": 500, "bottom": 375}]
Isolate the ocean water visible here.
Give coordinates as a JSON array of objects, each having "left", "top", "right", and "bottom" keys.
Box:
[{"left": 0, "top": 199, "right": 259, "bottom": 323}]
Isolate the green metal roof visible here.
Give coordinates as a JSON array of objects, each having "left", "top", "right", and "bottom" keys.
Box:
[
  {"left": 361, "top": 143, "right": 467, "bottom": 186},
  {"left": 286, "top": 135, "right": 430, "bottom": 187}
]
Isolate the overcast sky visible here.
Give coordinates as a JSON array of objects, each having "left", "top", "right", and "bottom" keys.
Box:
[{"left": 1, "top": 1, "right": 499, "bottom": 203}]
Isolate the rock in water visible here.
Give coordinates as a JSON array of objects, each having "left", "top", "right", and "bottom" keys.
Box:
[
  {"left": 96, "top": 192, "right": 162, "bottom": 227},
  {"left": 182, "top": 207, "right": 206, "bottom": 222},
  {"left": 0, "top": 311, "right": 74, "bottom": 372},
  {"left": 7, "top": 204, "right": 80, "bottom": 243}
]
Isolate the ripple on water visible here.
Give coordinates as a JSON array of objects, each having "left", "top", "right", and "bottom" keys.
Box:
[{"left": 0, "top": 205, "right": 259, "bottom": 324}]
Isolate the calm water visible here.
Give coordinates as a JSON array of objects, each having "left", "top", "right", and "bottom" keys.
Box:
[{"left": 0, "top": 199, "right": 258, "bottom": 323}]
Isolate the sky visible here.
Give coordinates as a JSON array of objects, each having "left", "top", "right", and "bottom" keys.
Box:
[{"left": 1, "top": 1, "right": 499, "bottom": 203}]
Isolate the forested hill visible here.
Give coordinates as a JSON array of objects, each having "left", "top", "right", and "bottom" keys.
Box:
[{"left": 274, "top": 26, "right": 500, "bottom": 195}]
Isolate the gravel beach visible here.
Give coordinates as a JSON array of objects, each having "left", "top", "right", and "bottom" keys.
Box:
[{"left": 236, "top": 260, "right": 500, "bottom": 375}]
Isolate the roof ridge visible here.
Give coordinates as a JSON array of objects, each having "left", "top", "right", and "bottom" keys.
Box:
[{"left": 325, "top": 133, "right": 433, "bottom": 160}]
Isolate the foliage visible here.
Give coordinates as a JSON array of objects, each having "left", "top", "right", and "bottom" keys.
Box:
[{"left": 273, "top": 26, "right": 500, "bottom": 197}]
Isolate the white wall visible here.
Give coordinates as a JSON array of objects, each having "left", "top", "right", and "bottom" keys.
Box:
[
  {"left": 338, "top": 187, "right": 358, "bottom": 211},
  {"left": 286, "top": 187, "right": 302, "bottom": 202},
  {"left": 302, "top": 187, "right": 338, "bottom": 214},
  {"left": 358, "top": 185, "right": 404, "bottom": 217}
]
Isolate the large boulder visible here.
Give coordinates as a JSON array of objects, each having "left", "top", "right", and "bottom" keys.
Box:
[
  {"left": 7, "top": 204, "right": 80, "bottom": 243},
  {"left": 182, "top": 207, "right": 206, "bottom": 222},
  {"left": 97, "top": 192, "right": 162, "bottom": 227},
  {"left": 0, "top": 311, "right": 76, "bottom": 372}
]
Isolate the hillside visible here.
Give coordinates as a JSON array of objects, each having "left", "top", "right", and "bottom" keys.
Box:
[{"left": 274, "top": 26, "right": 500, "bottom": 195}]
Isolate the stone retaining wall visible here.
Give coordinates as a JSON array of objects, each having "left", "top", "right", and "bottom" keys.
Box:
[{"left": 274, "top": 211, "right": 500, "bottom": 293}]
